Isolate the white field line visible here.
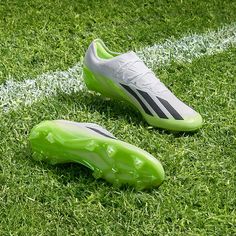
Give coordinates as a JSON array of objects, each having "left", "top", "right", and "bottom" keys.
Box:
[
  {"left": 0, "top": 23, "right": 236, "bottom": 113},
  {"left": 138, "top": 23, "right": 236, "bottom": 67}
]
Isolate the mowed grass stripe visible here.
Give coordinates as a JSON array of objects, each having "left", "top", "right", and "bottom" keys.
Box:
[{"left": 0, "top": 23, "right": 236, "bottom": 114}]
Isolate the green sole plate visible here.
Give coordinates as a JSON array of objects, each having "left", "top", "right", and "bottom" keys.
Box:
[{"left": 29, "top": 120, "right": 165, "bottom": 190}]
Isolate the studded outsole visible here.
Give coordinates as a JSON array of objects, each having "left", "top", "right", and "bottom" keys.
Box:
[{"left": 29, "top": 120, "right": 165, "bottom": 190}]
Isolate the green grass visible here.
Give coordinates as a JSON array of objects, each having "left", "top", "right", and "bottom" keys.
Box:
[
  {"left": 0, "top": 0, "right": 236, "bottom": 235},
  {"left": 0, "top": 0, "right": 236, "bottom": 83}
]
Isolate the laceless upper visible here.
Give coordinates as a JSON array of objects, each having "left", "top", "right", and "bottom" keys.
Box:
[
  {"left": 84, "top": 39, "right": 202, "bottom": 122},
  {"left": 103, "top": 51, "right": 168, "bottom": 94},
  {"left": 93, "top": 51, "right": 197, "bottom": 117}
]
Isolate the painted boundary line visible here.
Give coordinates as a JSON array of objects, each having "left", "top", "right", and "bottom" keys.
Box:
[
  {"left": 0, "top": 23, "right": 236, "bottom": 113},
  {"left": 0, "top": 64, "right": 84, "bottom": 113},
  {"left": 138, "top": 23, "right": 236, "bottom": 67}
]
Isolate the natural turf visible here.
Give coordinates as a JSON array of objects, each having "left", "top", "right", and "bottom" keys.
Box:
[
  {"left": 0, "top": 0, "right": 236, "bottom": 83},
  {"left": 1, "top": 49, "right": 236, "bottom": 235},
  {"left": 0, "top": 0, "right": 236, "bottom": 235}
]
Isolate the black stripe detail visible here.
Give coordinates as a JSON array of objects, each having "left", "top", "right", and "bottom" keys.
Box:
[
  {"left": 137, "top": 90, "right": 168, "bottom": 119},
  {"left": 86, "top": 127, "right": 116, "bottom": 139},
  {"left": 156, "top": 96, "right": 184, "bottom": 120},
  {"left": 120, "top": 84, "right": 153, "bottom": 116}
]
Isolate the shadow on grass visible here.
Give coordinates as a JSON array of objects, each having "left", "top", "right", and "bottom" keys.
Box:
[
  {"left": 57, "top": 90, "right": 199, "bottom": 138},
  {"left": 24, "top": 146, "right": 161, "bottom": 195},
  {"left": 29, "top": 158, "right": 161, "bottom": 194},
  {"left": 66, "top": 91, "right": 145, "bottom": 125}
]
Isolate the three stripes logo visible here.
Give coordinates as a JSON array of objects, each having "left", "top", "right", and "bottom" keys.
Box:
[
  {"left": 86, "top": 126, "right": 116, "bottom": 139},
  {"left": 120, "top": 84, "right": 183, "bottom": 120}
]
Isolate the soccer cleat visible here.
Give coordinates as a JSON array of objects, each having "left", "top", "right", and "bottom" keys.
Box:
[
  {"left": 83, "top": 39, "right": 202, "bottom": 131},
  {"left": 29, "top": 120, "right": 165, "bottom": 190}
]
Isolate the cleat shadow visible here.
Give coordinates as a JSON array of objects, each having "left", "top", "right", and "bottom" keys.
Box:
[{"left": 56, "top": 90, "right": 201, "bottom": 136}]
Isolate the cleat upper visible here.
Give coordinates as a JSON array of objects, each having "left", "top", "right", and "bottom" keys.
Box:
[{"left": 83, "top": 39, "right": 203, "bottom": 131}]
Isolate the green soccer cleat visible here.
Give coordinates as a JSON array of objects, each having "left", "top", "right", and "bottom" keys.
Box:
[
  {"left": 29, "top": 120, "right": 165, "bottom": 190},
  {"left": 83, "top": 39, "right": 202, "bottom": 131}
]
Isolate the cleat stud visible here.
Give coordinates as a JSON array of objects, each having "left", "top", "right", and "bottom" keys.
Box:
[
  {"left": 133, "top": 157, "right": 144, "bottom": 169},
  {"left": 83, "top": 160, "right": 95, "bottom": 171},
  {"left": 147, "top": 175, "right": 157, "bottom": 181},
  {"left": 111, "top": 168, "right": 118, "bottom": 173},
  {"left": 93, "top": 169, "right": 103, "bottom": 179},
  {"left": 106, "top": 145, "right": 117, "bottom": 157},
  {"left": 85, "top": 140, "right": 97, "bottom": 151},
  {"left": 46, "top": 133, "right": 55, "bottom": 143}
]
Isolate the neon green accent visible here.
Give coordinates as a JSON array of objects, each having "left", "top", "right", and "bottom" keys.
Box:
[
  {"left": 144, "top": 112, "right": 203, "bottom": 131},
  {"left": 83, "top": 66, "right": 130, "bottom": 101},
  {"left": 29, "top": 120, "right": 165, "bottom": 190},
  {"left": 93, "top": 39, "right": 117, "bottom": 59},
  {"left": 83, "top": 66, "right": 119, "bottom": 99},
  {"left": 95, "top": 42, "right": 113, "bottom": 59},
  {"left": 83, "top": 66, "right": 203, "bottom": 131}
]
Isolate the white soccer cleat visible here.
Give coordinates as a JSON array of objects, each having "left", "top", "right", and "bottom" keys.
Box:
[{"left": 83, "top": 39, "right": 202, "bottom": 131}]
